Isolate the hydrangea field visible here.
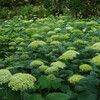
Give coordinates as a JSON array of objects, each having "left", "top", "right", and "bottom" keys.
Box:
[{"left": 0, "top": 15, "right": 100, "bottom": 100}]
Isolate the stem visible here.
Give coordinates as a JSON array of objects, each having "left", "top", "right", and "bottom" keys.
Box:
[{"left": 20, "top": 91, "right": 24, "bottom": 100}]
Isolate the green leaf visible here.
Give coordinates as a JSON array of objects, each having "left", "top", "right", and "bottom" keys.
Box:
[
  {"left": 52, "top": 78, "right": 62, "bottom": 89},
  {"left": 39, "top": 75, "right": 51, "bottom": 89},
  {"left": 46, "top": 93, "right": 69, "bottom": 100},
  {"left": 60, "top": 85, "right": 70, "bottom": 93},
  {"left": 78, "top": 92, "right": 97, "bottom": 100},
  {"left": 29, "top": 94, "right": 45, "bottom": 100},
  {"left": 7, "top": 90, "right": 20, "bottom": 100}
]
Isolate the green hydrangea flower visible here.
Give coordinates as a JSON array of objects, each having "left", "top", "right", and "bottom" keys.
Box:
[
  {"left": 72, "top": 29, "right": 83, "bottom": 34},
  {"left": 47, "top": 31, "right": 56, "bottom": 35},
  {"left": 39, "top": 65, "right": 49, "bottom": 70},
  {"left": 9, "top": 42, "right": 16, "bottom": 46},
  {"left": 66, "top": 26, "right": 74, "bottom": 30},
  {"left": 31, "top": 34, "right": 42, "bottom": 39},
  {"left": 60, "top": 34, "right": 70, "bottom": 39},
  {"left": 67, "top": 47, "right": 76, "bottom": 50},
  {"left": 19, "top": 42, "right": 26, "bottom": 46},
  {"left": 59, "top": 50, "right": 80, "bottom": 60},
  {"left": 28, "top": 40, "right": 46, "bottom": 48},
  {"left": 74, "top": 40, "right": 88, "bottom": 45},
  {"left": 85, "top": 46, "right": 92, "bottom": 50},
  {"left": 51, "top": 61, "right": 66, "bottom": 69},
  {"left": 86, "top": 21, "right": 98, "bottom": 26},
  {"left": 47, "top": 74, "right": 56, "bottom": 81},
  {"left": 79, "top": 64, "right": 92, "bottom": 71},
  {"left": 9, "top": 46, "right": 15, "bottom": 50},
  {"left": 8, "top": 73, "right": 36, "bottom": 91},
  {"left": 0, "top": 69, "right": 12, "bottom": 85},
  {"left": 75, "top": 21, "right": 85, "bottom": 25},
  {"left": 68, "top": 75, "right": 85, "bottom": 84},
  {"left": 91, "top": 55, "right": 100, "bottom": 65},
  {"left": 17, "top": 47, "right": 24, "bottom": 51},
  {"left": 54, "top": 28, "right": 61, "bottom": 32},
  {"left": 51, "top": 35, "right": 59, "bottom": 40},
  {"left": 45, "top": 67, "right": 58, "bottom": 73},
  {"left": 15, "top": 37, "right": 24, "bottom": 42},
  {"left": 20, "top": 55, "right": 29, "bottom": 60},
  {"left": 56, "top": 20, "right": 64, "bottom": 24},
  {"left": 30, "top": 60, "right": 44, "bottom": 66},
  {"left": 50, "top": 41, "right": 61, "bottom": 45},
  {"left": 91, "top": 42, "right": 100, "bottom": 51},
  {"left": 42, "top": 26, "right": 50, "bottom": 31}
]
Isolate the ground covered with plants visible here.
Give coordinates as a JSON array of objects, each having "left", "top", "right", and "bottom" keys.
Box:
[{"left": 0, "top": 15, "right": 100, "bottom": 100}]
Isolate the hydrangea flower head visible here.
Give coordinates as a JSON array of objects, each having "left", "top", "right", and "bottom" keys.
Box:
[
  {"left": 30, "top": 60, "right": 44, "bottom": 66},
  {"left": 8, "top": 73, "right": 36, "bottom": 91},
  {"left": 45, "top": 67, "right": 58, "bottom": 73},
  {"left": 51, "top": 61, "right": 66, "bottom": 69},
  {"left": 91, "top": 55, "right": 100, "bottom": 65},
  {"left": 17, "top": 47, "right": 24, "bottom": 51},
  {"left": 60, "top": 34, "right": 70, "bottom": 39},
  {"left": 51, "top": 35, "right": 59, "bottom": 40},
  {"left": 74, "top": 40, "right": 88, "bottom": 45},
  {"left": 66, "top": 26, "right": 74, "bottom": 30},
  {"left": 15, "top": 37, "right": 24, "bottom": 42},
  {"left": 47, "top": 74, "right": 56, "bottom": 81},
  {"left": 50, "top": 41, "right": 61, "bottom": 45},
  {"left": 31, "top": 34, "right": 42, "bottom": 39},
  {"left": 59, "top": 50, "right": 80, "bottom": 60},
  {"left": 91, "top": 42, "right": 100, "bottom": 51},
  {"left": 79, "top": 64, "right": 92, "bottom": 71},
  {"left": 28, "top": 40, "right": 46, "bottom": 48},
  {"left": 0, "top": 69, "right": 12, "bottom": 85},
  {"left": 9, "top": 46, "right": 15, "bottom": 50},
  {"left": 9, "top": 42, "right": 16, "bottom": 46},
  {"left": 39, "top": 65, "right": 49, "bottom": 70},
  {"left": 86, "top": 21, "right": 98, "bottom": 26},
  {"left": 67, "top": 47, "right": 76, "bottom": 50},
  {"left": 20, "top": 55, "right": 29, "bottom": 60},
  {"left": 68, "top": 75, "right": 85, "bottom": 84},
  {"left": 47, "top": 31, "right": 56, "bottom": 35},
  {"left": 19, "top": 42, "right": 26, "bottom": 46},
  {"left": 54, "top": 28, "right": 61, "bottom": 32}
]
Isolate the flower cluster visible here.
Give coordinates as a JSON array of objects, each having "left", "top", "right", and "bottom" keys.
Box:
[
  {"left": 15, "top": 37, "right": 24, "bottom": 42},
  {"left": 91, "top": 55, "right": 100, "bottom": 65},
  {"left": 19, "top": 42, "right": 26, "bottom": 46},
  {"left": 74, "top": 40, "right": 88, "bottom": 45},
  {"left": 0, "top": 69, "right": 12, "bottom": 85},
  {"left": 47, "top": 74, "right": 56, "bottom": 81},
  {"left": 47, "top": 31, "right": 56, "bottom": 35},
  {"left": 20, "top": 54, "right": 29, "bottom": 60},
  {"left": 68, "top": 75, "right": 85, "bottom": 84},
  {"left": 59, "top": 50, "right": 80, "bottom": 60},
  {"left": 45, "top": 67, "right": 58, "bottom": 73},
  {"left": 51, "top": 61, "right": 66, "bottom": 69},
  {"left": 39, "top": 65, "right": 49, "bottom": 70},
  {"left": 30, "top": 60, "right": 44, "bottom": 66},
  {"left": 50, "top": 41, "right": 61, "bottom": 45},
  {"left": 28, "top": 40, "right": 46, "bottom": 48},
  {"left": 54, "top": 28, "right": 61, "bottom": 32},
  {"left": 67, "top": 47, "right": 76, "bottom": 50},
  {"left": 86, "top": 21, "right": 98, "bottom": 26},
  {"left": 31, "top": 34, "right": 42, "bottom": 39},
  {"left": 91, "top": 42, "right": 100, "bottom": 51},
  {"left": 79, "top": 64, "right": 92, "bottom": 71},
  {"left": 8, "top": 73, "right": 36, "bottom": 91},
  {"left": 9, "top": 42, "right": 16, "bottom": 46}
]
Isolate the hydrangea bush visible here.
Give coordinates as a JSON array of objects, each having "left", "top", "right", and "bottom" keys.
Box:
[{"left": 0, "top": 15, "right": 100, "bottom": 100}]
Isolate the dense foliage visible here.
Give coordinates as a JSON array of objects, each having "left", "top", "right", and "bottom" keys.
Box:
[
  {"left": 0, "top": 0, "right": 100, "bottom": 19},
  {"left": 0, "top": 15, "right": 100, "bottom": 100}
]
